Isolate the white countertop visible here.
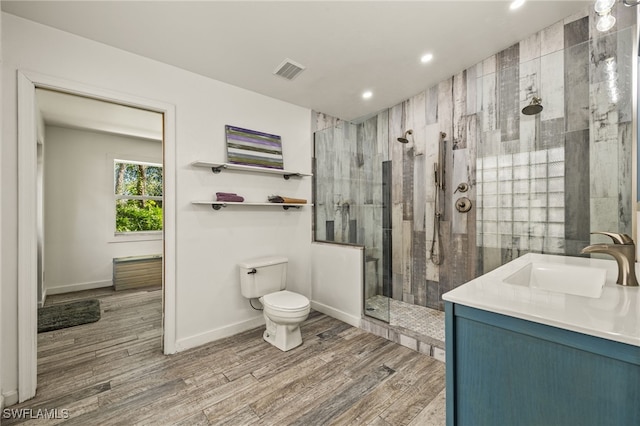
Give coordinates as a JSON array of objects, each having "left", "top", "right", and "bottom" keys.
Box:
[{"left": 442, "top": 253, "right": 640, "bottom": 347}]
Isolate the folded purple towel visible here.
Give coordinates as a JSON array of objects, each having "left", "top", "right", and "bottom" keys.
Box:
[
  {"left": 216, "top": 192, "right": 238, "bottom": 196},
  {"left": 216, "top": 194, "right": 244, "bottom": 202}
]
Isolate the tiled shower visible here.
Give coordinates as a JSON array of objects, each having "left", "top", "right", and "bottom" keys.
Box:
[{"left": 313, "top": 4, "right": 635, "bottom": 347}]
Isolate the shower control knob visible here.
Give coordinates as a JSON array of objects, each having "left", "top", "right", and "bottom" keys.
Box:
[
  {"left": 455, "top": 197, "right": 472, "bottom": 213},
  {"left": 454, "top": 183, "right": 469, "bottom": 193}
]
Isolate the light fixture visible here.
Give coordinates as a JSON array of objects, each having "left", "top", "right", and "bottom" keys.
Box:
[
  {"left": 362, "top": 91, "right": 373, "bottom": 100},
  {"left": 510, "top": 0, "right": 526, "bottom": 10},
  {"left": 594, "top": 0, "right": 617, "bottom": 32},
  {"left": 420, "top": 53, "right": 433, "bottom": 64},
  {"left": 596, "top": 12, "right": 616, "bottom": 31},
  {"left": 594, "top": 0, "right": 616, "bottom": 13}
]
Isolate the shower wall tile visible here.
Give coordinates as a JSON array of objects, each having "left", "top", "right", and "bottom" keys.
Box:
[
  {"left": 438, "top": 78, "right": 454, "bottom": 139},
  {"left": 616, "top": 27, "right": 634, "bottom": 123},
  {"left": 475, "top": 70, "right": 484, "bottom": 114},
  {"left": 541, "top": 20, "right": 564, "bottom": 56},
  {"left": 426, "top": 86, "right": 439, "bottom": 125},
  {"left": 402, "top": 220, "right": 413, "bottom": 298},
  {"left": 453, "top": 71, "right": 468, "bottom": 149},
  {"left": 498, "top": 64, "right": 520, "bottom": 141},
  {"left": 520, "top": 32, "right": 541, "bottom": 64},
  {"left": 466, "top": 66, "right": 478, "bottom": 115},
  {"left": 591, "top": 32, "right": 618, "bottom": 86},
  {"left": 402, "top": 147, "right": 415, "bottom": 221},
  {"left": 613, "top": 2, "right": 636, "bottom": 31},
  {"left": 392, "top": 203, "right": 403, "bottom": 278},
  {"left": 497, "top": 43, "right": 519, "bottom": 71},
  {"left": 591, "top": 197, "right": 619, "bottom": 239},
  {"left": 520, "top": 58, "right": 541, "bottom": 109},
  {"left": 413, "top": 146, "right": 427, "bottom": 232},
  {"left": 392, "top": 272, "right": 403, "bottom": 301},
  {"left": 483, "top": 55, "right": 496, "bottom": 75},
  {"left": 426, "top": 280, "right": 440, "bottom": 311},
  {"left": 452, "top": 148, "right": 469, "bottom": 235},
  {"left": 540, "top": 50, "right": 564, "bottom": 121},
  {"left": 482, "top": 72, "right": 498, "bottom": 134},
  {"left": 564, "top": 15, "right": 588, "bottom": 48},
  {"left": 411, "top": 90, "right": 427, "bottom": 131},
  {"left": 618, "top": 122, "right": 633, "bottom": 234},
  {"left": 389, "top": 103, "right": 404, "bottom": 204},
  {"left": 411, "top": 231, "right": 427, "bottom": 307},
  {"left": 539, "top": 117, "right": 565, "bottom": 150},
  {"left": 377, "top": 110, "right": 390, "bottom": 160},
  {"left": 565, "top": 42, "right": 590, "bottom": 132}
]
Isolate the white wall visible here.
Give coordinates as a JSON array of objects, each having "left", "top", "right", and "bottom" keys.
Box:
[
  {"left": 0, "top": 5, "right": 4, "bottom": 411},
  {"left": 310, "top": 243, "right": 363, "bottom": 327},
  {"left": 44, "top": 125, "right": 163, "bottom": 295},
  {"left": 1, "top": 12, "right": 312, "bottom": 401}
]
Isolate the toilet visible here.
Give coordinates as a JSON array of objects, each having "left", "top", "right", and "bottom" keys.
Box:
[{"left": 239, "top": 256, "right": 310, "bottom": 351}]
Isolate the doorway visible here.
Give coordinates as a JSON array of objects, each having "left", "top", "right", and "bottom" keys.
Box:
[{"left": 17, "top": 71, "right": 177, "bottom": 402}]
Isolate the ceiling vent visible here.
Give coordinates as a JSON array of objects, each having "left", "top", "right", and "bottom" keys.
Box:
[{"left": 273, "top": 58, "right": 306, "bottom": 81}]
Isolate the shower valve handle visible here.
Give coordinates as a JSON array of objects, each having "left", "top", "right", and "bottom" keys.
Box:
[{"left": 454, "top": 183, "right": 469, "bottom": 193}]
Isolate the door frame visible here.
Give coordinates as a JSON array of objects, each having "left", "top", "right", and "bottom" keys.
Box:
[{"left": 17, "top": 70, "right": 177, "bottom": 402}]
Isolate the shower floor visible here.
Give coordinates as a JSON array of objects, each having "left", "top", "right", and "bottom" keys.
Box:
[{"left": 365, "top": 295, "right": 445, "bottom": 343}]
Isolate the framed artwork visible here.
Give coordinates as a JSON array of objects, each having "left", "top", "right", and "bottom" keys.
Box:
[{"left": 225, "top": 125, "right": 284, "bottom": 169}]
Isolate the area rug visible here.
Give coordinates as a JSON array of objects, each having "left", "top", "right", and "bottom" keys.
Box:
[{"left": 38, "top": 299, "right": 101, "bottom": 333}]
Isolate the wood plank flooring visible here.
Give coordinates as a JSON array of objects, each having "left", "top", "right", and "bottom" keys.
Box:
[{"left": 6, "top": 287, "right": 446, "bottom": 425}]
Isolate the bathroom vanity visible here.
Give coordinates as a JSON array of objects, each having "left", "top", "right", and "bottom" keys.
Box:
[{"left": 443, "top": 253, "right": 640, "bottom": 426}]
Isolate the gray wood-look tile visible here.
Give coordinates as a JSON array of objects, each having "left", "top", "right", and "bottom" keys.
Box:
[{"left": 7, "top": 288, "right": 445, "bottom": 426}]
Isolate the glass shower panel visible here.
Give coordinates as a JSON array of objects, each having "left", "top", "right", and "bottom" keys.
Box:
[{"left": 314, "top": 119, "right": 389, "bottom": 323}]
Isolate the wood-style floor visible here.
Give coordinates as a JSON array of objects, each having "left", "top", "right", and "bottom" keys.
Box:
[{"left": 6, "top": 287, "right": 446, "bottom": 425}]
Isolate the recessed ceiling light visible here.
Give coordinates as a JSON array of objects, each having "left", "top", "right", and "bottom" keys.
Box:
[
  {"left": 420, "top": 53, "right": 434, "bottom": 64},
  {"left": 362, "top": 91, "right": 373, "bottom": 99},
  {"left": 510, "top": 0, "right": 526, "bottom": 10}
]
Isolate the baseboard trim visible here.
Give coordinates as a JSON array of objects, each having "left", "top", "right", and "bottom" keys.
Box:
[
  {"left": 46, "top": 280, "right": 112, "bottom": 296},
  {"left": 311, "top": 301, "right": 361, "bottom": 328},
  {"left": 175, "top": 316, "right": 265, "bottom": 352},
  {"left": 2, "top": 390, "right": 18, "bottom": 408}
]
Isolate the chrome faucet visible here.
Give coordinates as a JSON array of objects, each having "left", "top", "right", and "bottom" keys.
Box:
[{"left": 581, "top": 232, "right": 639, "bottom": 287}]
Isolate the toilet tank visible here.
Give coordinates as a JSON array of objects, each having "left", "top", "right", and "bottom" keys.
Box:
[{"left": 238, "top": 256, "right": 288, "bottom": 298}]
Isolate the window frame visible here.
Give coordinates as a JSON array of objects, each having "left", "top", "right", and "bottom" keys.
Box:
[{"left": 109, "top": 154, "right": 163, "bottom": 243}]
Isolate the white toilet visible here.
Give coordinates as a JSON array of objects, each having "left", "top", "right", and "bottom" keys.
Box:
[{"left": 239, "top": 256, "right": 310, "bottom": 351}]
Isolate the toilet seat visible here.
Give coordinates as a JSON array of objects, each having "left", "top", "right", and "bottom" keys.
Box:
[{"left": 262, "top": 290, "right": 309, "bottom": 312}]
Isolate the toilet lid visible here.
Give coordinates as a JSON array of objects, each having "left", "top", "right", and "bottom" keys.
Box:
[{"left": 263, "top": 290, "right": 309, "bottom": 311}]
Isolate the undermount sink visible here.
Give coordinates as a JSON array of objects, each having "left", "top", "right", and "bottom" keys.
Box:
[{"left": 503, "top": 261, "right": 607, "bottom": 298}]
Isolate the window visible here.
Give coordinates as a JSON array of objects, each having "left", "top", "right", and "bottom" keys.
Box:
[{"left": 114, "top": 160, "right": 163, "bottom": 233}]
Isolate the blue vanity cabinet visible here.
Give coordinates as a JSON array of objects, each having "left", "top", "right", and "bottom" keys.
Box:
[{"left": 445, "top": 302, "right": 640, "bottom": 426}]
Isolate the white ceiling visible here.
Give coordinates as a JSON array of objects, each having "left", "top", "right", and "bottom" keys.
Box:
[
  {"left": 4, "top": 0, "right": 591, "bottom": 122},
  {"left": 36, "top": 88, "right": 164, "bottom": 140}
]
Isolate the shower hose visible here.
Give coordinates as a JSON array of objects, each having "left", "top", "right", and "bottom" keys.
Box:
[{"left": 430, "top": 186, "right": 442, "bottom": 265}]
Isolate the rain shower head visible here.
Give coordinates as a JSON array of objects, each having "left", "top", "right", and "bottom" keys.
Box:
[
  {"left": 397, "top": 129, "right": 413, "bottom": 143},
  {"left": 522, "top": 97, "right": 543, "bottom": 115}
]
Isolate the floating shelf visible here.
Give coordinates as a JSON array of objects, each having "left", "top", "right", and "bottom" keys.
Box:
[
  {"left": 192, "top": 201, "right": 308, "bottom": 211},
  {"left": 192, "top": 161, "right": 311, "bottom": 180}
]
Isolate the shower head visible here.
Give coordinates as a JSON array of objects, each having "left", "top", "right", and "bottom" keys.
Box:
[
  {"left": 397, "top": 129, "right": 413, "bottom": 143},
  {"left": 522, "top": 97, "right": 543, "bottom": 115}
]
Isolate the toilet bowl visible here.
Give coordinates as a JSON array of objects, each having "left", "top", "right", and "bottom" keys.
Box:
[
  {"left": 239, "top": 256, "right": 310, "bottom": 351},
  {"left": 260, "top": 290, "right": 310, "bottom": 351}
]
